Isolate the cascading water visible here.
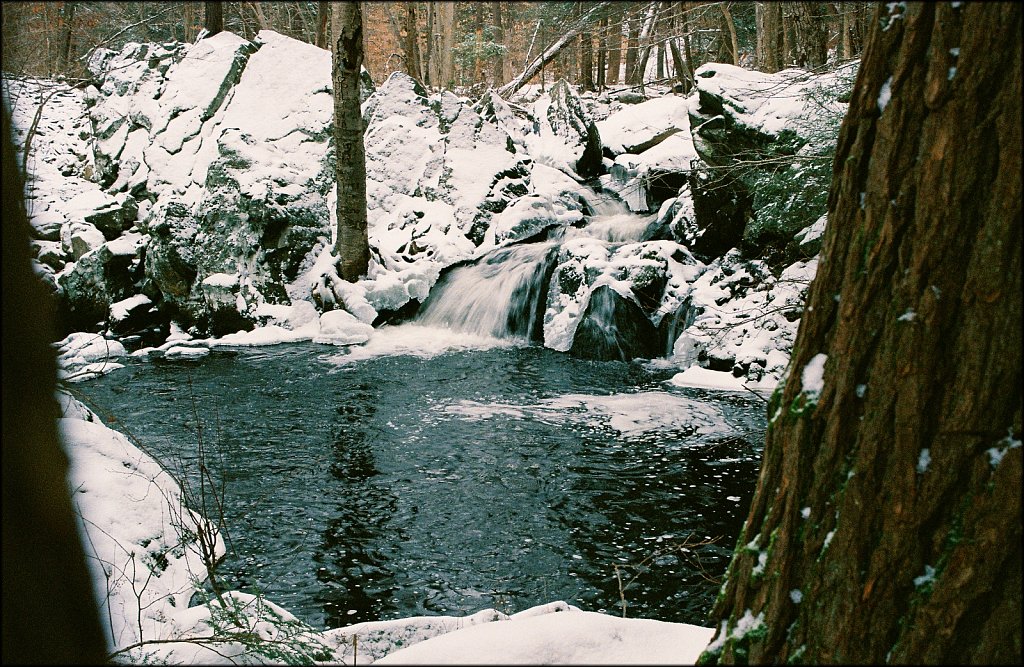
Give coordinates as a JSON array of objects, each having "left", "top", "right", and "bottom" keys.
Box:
[
  {"left": 416, "top": 242, "right": 560, "bottom": 340},
  {"left": 416, "top": 187, "right": 660, "bottom": 347}
]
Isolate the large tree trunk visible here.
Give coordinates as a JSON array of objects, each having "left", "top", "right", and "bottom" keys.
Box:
[
  {"left": 331, "top": 2, "right": 369, "bottom": 282},
  {"left": 756, "top": 1, "right": 783, "bottom": 72},
  {"left": 702, "top": 3, "right": 1022, "bottom": 664},
  {"left": 436, "top": 1, "right": 455, "bottom": 88},
  {"left": 790, "top": 1, "right": 827, "bottom": 68},
  {"left": 491, "top": 1, "right": 505, "bottom": 86},
  {"left": 204, "top": 1, "right": 223, "bottom": 38}
]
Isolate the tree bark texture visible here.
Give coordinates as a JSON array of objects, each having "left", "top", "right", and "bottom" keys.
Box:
[
  {"left": 331, "top": 2, "right": 369, "bottom": 282},
  {"left": 579, "top": 3, "right": 595, "bottom": 91},
  {"left": 623, "top": 12, "right": 639, "bottom": 85},
  {"left": 204, "top": 1, "right": 223, "bottom": 38},
  {"left": 403, "top": 1, "right": 422, "bottom": 81},
  {"left": 790, "top": 1, "right": 827, "bottom": 69},
  {"left": 605, "top": 6, "right": 622, "bottom": 85},
  {"left": 704, "top": 2, "right": 1022, "bottom": 664},
  {"left": 756, "top": 1, "right": 783, "bottom": 73},
  {"left": 315, "top": 1, "right": 329, "bottom": 48},
  {"left": 491, "top": 2, "right": 506, "bottom": 86}
]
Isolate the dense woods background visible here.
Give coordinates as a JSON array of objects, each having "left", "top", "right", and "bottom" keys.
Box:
[{"left": 1, "top": 1, "right": 874, "bottom": 92}]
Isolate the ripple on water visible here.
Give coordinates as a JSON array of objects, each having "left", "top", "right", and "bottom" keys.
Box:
[{"left": 78, "top": 341, "right": 765, "bottom": 629}]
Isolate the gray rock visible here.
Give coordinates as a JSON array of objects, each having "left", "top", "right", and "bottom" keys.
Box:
[{"left": 569, "top": 285, "right": 660, "bottom": 362}]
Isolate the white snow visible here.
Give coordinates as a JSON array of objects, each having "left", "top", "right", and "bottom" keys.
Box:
[
  {"left": 801, "top": 353, "right": 828, "bottom": 399},
  {"left": 789, "top": 589, "right": 803, "bottom": 604},
  {"left": 375, "top": 607, "right": 714, "bottom": 665},
  {"left": 913, "top": 565, "right": 936, "bottom": 589},
  {"left": 916, "top": 448, "right": 931, "bottom": 474},
  {"left": 878, "top": 76, "right": 893, "bottom": 113},
  {"left": 668, "top": 367, "right": 750, "bottom": 392}
]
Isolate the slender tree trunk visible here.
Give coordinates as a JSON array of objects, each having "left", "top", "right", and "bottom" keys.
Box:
[
  {"left": 423, "top": 1, "right": 435, "bottom": 87},
  {"left": 315, "top": 0, "right": 329, "bottom": 48},
  {"left": 331, "top": 2, "right": 369, "bottom": 282},
  {"left": 58, "top": 1, "right": 76, "bottom": 73},
  {"left": 680, "top": 1, "right": 696, "bottom": 79},
  {"left": 605, "top": 5, "right": 622, "bottom": 85},
  {"left": 204, "top": 1, "right": 223, "bottom": 38},
  {"left": 756, "top": 0, "right": 783, "bottom": 72},
  {"left": 624, "top": 13, "right": 639, "bottom": 85},
  {"left": 402, "top": 2, "right": 422, "bottom": 81},
  {"left": 491, "top": 2, "right": 505, "bottom": 86},
  {"left": 721, "top": 1, "right": 739, "bottom": 66},
  {"left": 703, "top": 3, "right": 1022, "bottom": 664},
  {"left": 634, "top": 2, "right": 659, "bottom": 87},
  {"left": 596, "top": 14, "right": 607, "bottom": 90},
  {"left": 579, "top": 3, "right": 594, "bottom": 91}
]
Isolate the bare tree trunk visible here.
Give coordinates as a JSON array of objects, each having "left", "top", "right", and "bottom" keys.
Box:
[
  {"left": 596, "top": 14, "right": 607, "bottom": 90},
  {"left": 579, "top": 2, "right": 595, "bottom": 91},
  {"left": 331, "top": 2, "right": 369, "bottom": 282},
  {"left": 791, "top": 1, "right": 827, "bottom": 68},
  {"left": 839, "top": 1, "right": 853, "bottom": 59},
  {"left": 315, "top": 0, "right": 329, "bottom": 48},
  {"left": 623, "top": 11, "right": 639, "bottom": 85},
  {"left": 756, "top": 1, "right": 783, "bottom": 72},
  {"left": 605, "top": 5, "right": 622, "bottom": 85},
  {"left": 423, "top": 1, "right": 435, "bottom": 87},
  {"left": 491, "top": 2, "right": 505, "bottom": 86},
  {"left": 721, "top": 1, "right": 739, "bottom": 66},
  {"left": 437, "top": 1, "right": 455, "bottom": 88},
  {"left": 204, "top": 1, "right": 223, "bottom": 38},
  {"left": 704, "top": 3, "right": 1022, "bottom": 663},
  {"left": 634, "top": 2, "right": 659, "bottom": 87},
  {"left": 184, "top": 2, "right": 197, "bottom": 42},
  {"left": 403, "top": 1, "right": 423, "bottom": 81},
  {"left": 58, "top": 1, "right": 76, "bottom": 74}
]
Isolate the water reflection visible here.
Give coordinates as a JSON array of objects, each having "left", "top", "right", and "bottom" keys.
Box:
[{"left": 80, "top": 342, "right": 765, "bottom": 629}]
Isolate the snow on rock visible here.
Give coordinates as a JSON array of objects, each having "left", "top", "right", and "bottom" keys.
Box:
[
  {"left": 315, "top": 308, "right": 374, "bottom": 346},
  {"left": 544, "top": 238, "right": 702, "bottom": 360},
  {"left": 673, "top": 250, "right": 818, "bottom": 387},
  {"left": 375, "top": 605, "right": 714, "bottom": 665}
]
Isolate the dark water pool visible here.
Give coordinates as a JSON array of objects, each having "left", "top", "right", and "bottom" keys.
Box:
[{"left": 75, "top": 336, "right": 765, "bottom": 630}]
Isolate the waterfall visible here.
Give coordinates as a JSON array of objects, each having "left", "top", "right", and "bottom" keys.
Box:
[
  {"left": 417, "top": 242, "right": 560, "bottom": 340},
  {"left": 416, "top": 188, "right": 659, "bottom": 347}
]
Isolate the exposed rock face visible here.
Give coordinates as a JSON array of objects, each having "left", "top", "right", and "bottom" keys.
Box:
[{"left": 569, "top": 285, "right": 660, "bottom": 361}]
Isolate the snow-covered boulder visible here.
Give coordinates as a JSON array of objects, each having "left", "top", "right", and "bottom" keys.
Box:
[
  {"left": 688, "top": 61, "right": 855, "bottom": 267},
  {"left": 57, "top": 233, "right": 146, "bottom": 331},
  {"left": 544, "top": 238, "right": 703, "bottom": 361}
]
